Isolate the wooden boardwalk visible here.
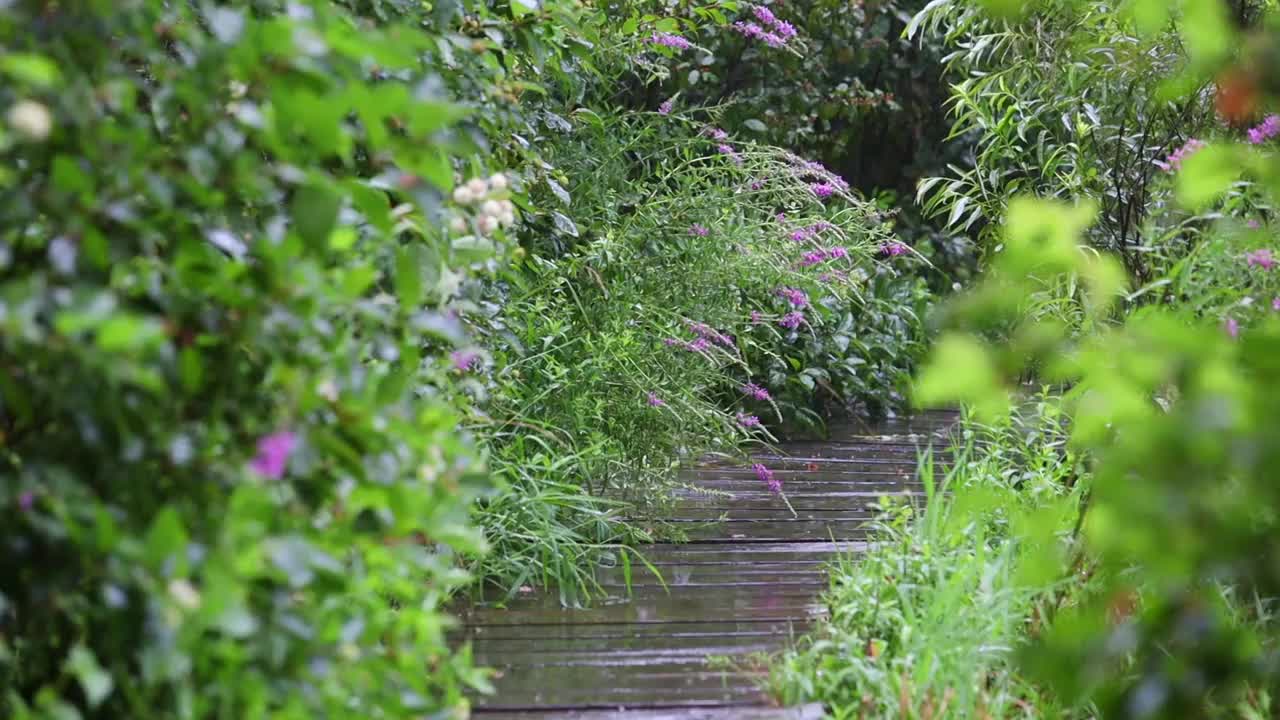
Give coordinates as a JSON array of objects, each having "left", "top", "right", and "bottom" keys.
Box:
[{"left": 456, "top": 411, "right": 959, "bottom": 719}]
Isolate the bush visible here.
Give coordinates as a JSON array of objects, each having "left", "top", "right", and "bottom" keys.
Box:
[
  {"left": 0, "top": 1, "right": 505, "bottom": 715},
  {"left": 467, "top": 111, "right": 930, "bottom": 596}
]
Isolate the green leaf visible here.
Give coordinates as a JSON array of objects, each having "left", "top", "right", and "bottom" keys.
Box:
[
  {"left": 1176, "top": 144, "right": 1239, "bottom": 210},
  {"left": 742, "top": 118, "right": 767, "bottom": 132},
  {"left": 97, "top": 314, "right": 165, "bottom": 353},
  {"left": 915, "top": 333, "right": 1009, "bottom": 421},
  {"left": 1, "top": 54, "right": 61, "bottom": 87},
  {"left": 66, "top": 645, "right": 114, "bottom": 708},
  {"left": 292, "top": 183, "right": 341, "bottom": 249},
  {"left": 395, "top": 245, "right": 424, "bottom": 310}
]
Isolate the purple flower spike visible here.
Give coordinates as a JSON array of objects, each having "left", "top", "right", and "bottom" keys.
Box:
[
  {"left": 752, "top": 5, "right": 777, "bottom": 24},
  {"left": 647, "top": 392, "right": 666, "bottom": 407},
  {"left": 1273, "top": 297, "right": 1280, "bottom": 312},
  {"left": 800, "top": 249, "right": 828, "bottom": 267},
  {"left": 450, "top": 349, "right": 482, "bottom": 371},
  {"left": 753, "top": 463, "right": 782, "bottom": 493},
  {"left": 250, "top": 431, "right": 298, "bottom": 480},
  {"left": 18, "top": 491, "right": 34, "bottom": 512},
  {"left": 658, "top": 98, "right": 674, "bottom": 115},
  {"left": 750, "top": 310, "right": 763, "bottom": 324},
  {"left": 648, "top": 32, "right": 692, "bottom": 50},
  {"left": 1247, "top": 114, "right": 1280, "bottom": 145},
  {"left": 736, "top": 412, "right": 761, "bottom": 428},
  {"left": 777, "top": 287, "right": 809, "bottom": 308},
  {"left": 689, "top": 224, "right": 710, "bottom": 237},
  {"left": 880, "top": 242, "right": 909, "bottom": 257},
  {"left": 778, "top": 312, "right": 804, "bottom": 330},
  {"left": 810, "top": 182, "right": 836, "bottom": 199},
  {"left": 1246, "top": 249, "right": 1275, "bottom": 270},
  {"left": 1155, "top": 138, "right": 1205, "bottom": 173},
  {"left": 742, "top": 382, "right": 771, "bottom": 401},
  {"left": 1225, "top": 317, "right": 1240, "bottom": 339}
]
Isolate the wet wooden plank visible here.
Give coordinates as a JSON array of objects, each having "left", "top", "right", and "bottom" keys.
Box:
[
  {"left": 474, "top": 670, "right": 768, "bottom": 709},
  {"left": 475, "top": 705, "right": 826, "bottom": 720},
  {"left": 461, "top": 414, "right": 947, "bottom": 716}
]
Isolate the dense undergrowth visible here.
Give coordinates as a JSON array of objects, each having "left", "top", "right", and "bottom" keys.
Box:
[
  {"left": 769, "top": 1, "right": 1280, "bottom": 718},
  {"left": 0, "top": 0, "right": 938, "bottom": 715}
]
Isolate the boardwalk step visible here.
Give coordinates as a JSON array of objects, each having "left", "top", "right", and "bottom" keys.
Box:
[{"left": 459, "top": 411, "right": 959, "bottom": 715}]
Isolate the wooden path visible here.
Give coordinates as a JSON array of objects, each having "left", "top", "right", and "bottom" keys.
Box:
[{"left": 456, "top": 410, "right": 959, "bottom": 719}]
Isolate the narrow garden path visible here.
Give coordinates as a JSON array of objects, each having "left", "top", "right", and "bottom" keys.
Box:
[{"left": 457, "top": 410, "right": 959, "bottom": 719}]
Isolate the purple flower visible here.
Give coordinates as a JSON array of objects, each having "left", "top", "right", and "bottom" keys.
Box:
[
  {"left": 753, "top": 463, "right": 782, "bottom": 493},
  {"left": 736, "top": 412, "right": 761, "bottom": 428},
  {"left": 1155, "top": 138, "right": 1206, "bottom": 173},
  {"left": 649, "top": 32, "right": 692, "bottom": 50},
  {"left": 773, "top": 19, "right": 797, "bottom": 39},
  {"left": 810, "top": 182, "right": 836, "bottom": 199},
  {"left": 750, "top": 310, "right": 763, "bottom": 324},
  {"left": 749, "top": 177, "right": 767, "bottom": 190},
  {"left": 658, "top": 98, "right": 674, "bottom": 115},
  {"left": 647, "top": 392, "right": 665, "bottom": 407},
  {"left": 1247, "top": 114, "right": 1280, "bottom": 144},
  {"left": 827, "top": 246, "right": 849, "bottom": 259},
  {"left": 689, "top": 224, "right": 710, "bottom": 237},
  {"left": 778, "top": 312, "right": 804, "bottom": 330},
  {"left": 1248, "top": 219, "right": 1262, "bottom": 229},
  {"left": 250, "top": 431, "right": 298, "bottom": 480},
  {"left": 752, "top": 5, "right": 777, "bottom": 25},
  {"left": 688, "top": 321, "right": 734, "bottom": 347},
  {"left": 776, "top": 287, "right": 809, "bottom": 308},
  {"left": 707, "top": 127, "right": 729, "bottom": 140},
  {"left": 1225, "top": 317, "right": 1240, "bottom": 339},
  {"left": 742, "top": 382, "right": 771, "bottom": 401},
  {"left": 800, "top": 249, "right": 828, "bottom": 267},
  {"left": 789, "top": 228, "right": 812, "bottom": 243},
  {"left": 1273, "top": 297, "right": 1280, "bottom": 311},
  {"left": 717, "top": 144, "right": 743, "bottom": 164},
  {"left": 688, "top": 337, "right": 712, "bottom": 352},
  {"left": 663, "top": 337, "right": 681, "bottom": 347},
  {"left": 450, "top": 349, "right": 482, "bottom": 371},
  {"left": 880, "top": 242, "right": 909, "bottom": 257},
  {"left": 18, "top": 491, "right": 34, "bottom": 512},
  {"left": 1247, "top": 249, "right": 1276, "bottom": 270},
  {"left": 776, "top": 212, "right": 786, "bottom": 223}
]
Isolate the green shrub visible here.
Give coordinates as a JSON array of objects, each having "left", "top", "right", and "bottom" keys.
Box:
[
  {"left": 0, "top": 0, "right": 509, "bottom": 715},
  {"left": 467, "top": 111, "right": 931, "bottom": 596},
  {"left": 769, "top": 399, "right": 1082, "bottom": 718}
]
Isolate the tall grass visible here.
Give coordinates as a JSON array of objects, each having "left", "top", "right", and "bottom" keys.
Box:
[
  {"left": 458, "top": 110, "right": 930, "bottom": 598},
  {"left": 768, "top": 394, "right": 1087, "bottom": 718}
]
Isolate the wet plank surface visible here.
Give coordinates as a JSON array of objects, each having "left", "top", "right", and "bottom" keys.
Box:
[{"left": 458, "top": 410, "right": 959, "bottom": 717}]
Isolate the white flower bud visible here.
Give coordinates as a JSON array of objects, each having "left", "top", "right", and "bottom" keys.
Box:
[
  {"left": 449, "top": 216, "right": 468, "bottom": 233},
  {"left": 452, "top": 186, "right": 474, "bottom": 205},
  {"left": 499, "top": 211, "right": 516, "bottom": 227},
  {"left": 477, "top": 215, "right": 498, "bottom": 235},
  {"left": 7, "top": 100, "right": 52, "bottom": 141},
  {"left": 316, "top": 379, "right": 339, "bottom": 402},
  {"left": 228, "top": 80, "right": 248, "bottom": 99},
  {"left": 499, "top": 199, "right": 515, "bottom": 214},
  {"left": 466, "top": 178, "right": 487, "bottom": 197},
  {"left": 168, "top": 579, "right": 202, "bottom": 610},
  {"left": 488, "top": 173, "right": 508, "bottom": 190},
  {"left": 480, "top": 199, "right": 502, "bottom": 217}
]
